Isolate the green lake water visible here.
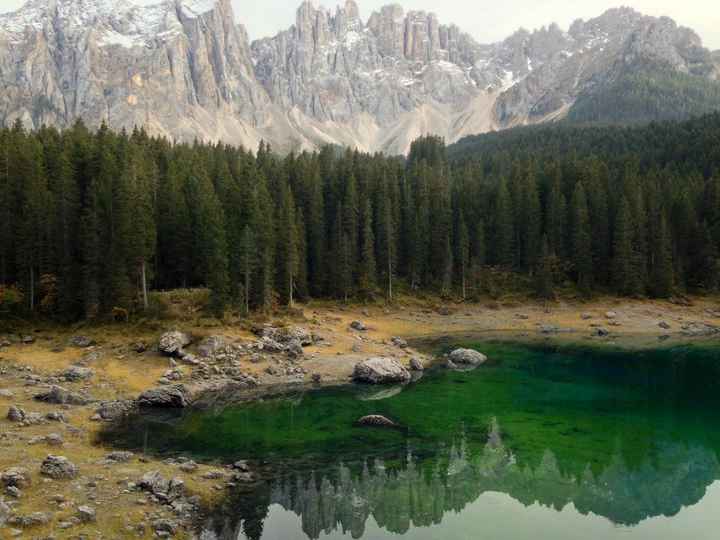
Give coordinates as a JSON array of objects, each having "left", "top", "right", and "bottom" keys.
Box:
[{"left": 103, "top": 341, "right": 720, "bottom": 540}]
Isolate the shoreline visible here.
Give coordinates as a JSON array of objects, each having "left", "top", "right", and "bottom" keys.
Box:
[{"left": 1, "top": 296, "right": 719, "bottom": 537}]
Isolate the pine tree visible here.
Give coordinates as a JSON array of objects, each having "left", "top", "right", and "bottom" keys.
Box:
[
  {"left": 613, "top": 197, "right": 635, "bottom": 296},
  {"left": 494, "top": 178, "right": 514, "bottom": 267},
  {"left": 457, "top": 213, "right": 470, "bottom": 300},
  {"left": 276, "top": 183, "right": 299, "bottom": 307},
  {"left": 535, "top": 235, "right": 554, "bottom": 300},
  {"left": 570, "top": 182, "right": 593, "bottom": 295},
  {"left": 357, "top": 198, "right": 376, "bottom": 297}
]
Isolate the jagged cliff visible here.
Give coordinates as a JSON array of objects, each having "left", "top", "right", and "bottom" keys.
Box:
[{"left": 1, "top": 0, "right": 718, "bottom": 154}]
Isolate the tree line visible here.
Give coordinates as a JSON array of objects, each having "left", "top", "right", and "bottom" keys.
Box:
[{"left": 1, "top": 114, "right": 719, "bottom": 320}]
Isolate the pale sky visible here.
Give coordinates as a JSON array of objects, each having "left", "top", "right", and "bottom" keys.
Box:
[{"left": 1, "top": 0, "right": 718, "bottom": 49}]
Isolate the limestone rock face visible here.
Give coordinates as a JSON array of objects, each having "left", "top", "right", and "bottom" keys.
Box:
[{"left": 0, "top": 1, "right": 717, "bottom": 155}]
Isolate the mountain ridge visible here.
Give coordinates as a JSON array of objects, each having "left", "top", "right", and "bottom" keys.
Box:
[{"left": 0, "top": 0, "right": 718, "bottom": 154}]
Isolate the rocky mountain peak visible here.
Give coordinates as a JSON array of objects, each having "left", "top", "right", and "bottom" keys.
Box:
[{"left": 0, "top": 0, "right": 718, "bottom": 155}]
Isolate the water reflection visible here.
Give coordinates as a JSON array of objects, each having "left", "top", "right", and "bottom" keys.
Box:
[{"left": 200, "top": 420, "right": 720, "bottom": 540}]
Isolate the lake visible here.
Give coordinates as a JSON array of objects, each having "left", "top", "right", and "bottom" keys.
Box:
[{"left": 103, "top": 341, "right": 720, "bottom": 540}]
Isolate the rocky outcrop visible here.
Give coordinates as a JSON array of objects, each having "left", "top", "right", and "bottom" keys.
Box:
[
  {"left": 352, "top": 357, "right": 411, "bottom": 384},
  {"left": 0, "top": 1, "right": 716, "bottom": 155}
]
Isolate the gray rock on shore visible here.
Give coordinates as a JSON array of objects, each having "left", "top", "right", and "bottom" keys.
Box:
[
  {"left": 40, "top": 455, "right": 78, "bottom": 479},
  {"left": 353, "top": 358, "right": 411, "bottom": 384},
  {"left": 35, "top": 385, "right": 92, "bottom": 406},
  {"left": 137, "top": 385, "right": 190, "bottom": 408},
  {"left": 409, "top": 357, "right": 425, "bottom": 371},
  {"left": 158, "top": 331, "right": 191, "bottom": 357}
]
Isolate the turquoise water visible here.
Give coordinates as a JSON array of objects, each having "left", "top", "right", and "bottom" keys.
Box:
[{"left": 104, "top": 342, "right": 720, "bottom": 539}]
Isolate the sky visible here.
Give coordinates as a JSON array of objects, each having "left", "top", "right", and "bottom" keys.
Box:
[{"left": 0, "top": 0, "right": 718, "bottom": 49}]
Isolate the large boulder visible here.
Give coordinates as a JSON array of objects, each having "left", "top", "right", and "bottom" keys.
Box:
[
  {"left": 40, "top": 455, "right": 78, "bottom": 479},
  {"left": 137, "top": 385, "right": 190, "bottom": 408},
  {"left": 448, "top": 349, "right": 488, "bottom": 366},
  {"left": 352, "top": 358, "right": 411, "bottom": 384},
  {"left": 35, "top": 385, "right": 92, "bottom": 406},
  {"left": 158, "top": 331, "right": 191, "bottom": 357}
]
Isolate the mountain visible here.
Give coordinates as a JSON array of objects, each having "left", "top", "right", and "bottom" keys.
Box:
[{"left": 1, "top": 0, "right": 719, "bottom": 154}]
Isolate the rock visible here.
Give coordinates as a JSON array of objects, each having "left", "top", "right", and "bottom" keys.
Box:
[
  {"left": 515, "top": 313, "right": 530, "bottom": 320},
  {"left": 45, "top": 433, "right": 64, "bottom": 447},
  {"left": 137, "top": 385, "right": 190, "bottom": 408},
  {"left": 158, "top": 331, "right": 191, "bottom": 357},
  {"left": 77, "top": 505, "right": 96, "bottom": 523},
  {"left": 258, "top": 326, "right": 314, "bottom": 346},
  {"left": 350, "top": 320, "right": 367, "bottom": 332},
  {"left": 7, "top": 511, "right": 51, "bottom": 528},
  {"left": 605, "top": 311, "right": 618, "bottom": 319},
  {"left": 197, "top": 336, "right": 227, "bottom": 358},
  {"left": 5, "top": 486, "right": 21, "bottom": 498},
  {"left": 680, "top": 323, "right": 720, "bottom": 337},
  {"left": 1, "top": 467, "right": 31, "bottom": 489},
  {"left": 62, "top": 365, "right": 94, "bottom": 382},
  {"left": 409, "top": 357, "right": 425, "bottom": 371},
  {"left": 352, "top": 357, "right": 411, "bottom": 384},
  {"left": 538, "top": 325, "right": 560, "bottom": 334},
  {"left": 355, "top": 415, "right": 399, "bottom": 428},
  {"left": 40, "top": 455, "right": 78, "bottom": 480},
  {"left": 132, "top": 341, "right": 148, "bottom": 354},
  {"left": 286, "top": 340, "right": 304, "bottom": 359},
  {"left": 153, "top": 518, "right": 179, "bottom": 536},
  {"left": 593, "top": 327, "right": 610, "bottom": 337},
  {"left": 95, "top": 400, "right": 136, "bottom": 421},
  {"left": 391, "top": 337, "right": 408, "bottom": 349},
  {"left": 139, "top": 472, "right": 185, "bottom": 503},
  {"left": 45, "top": 411, "right": 67, "bottom": 422},
  {"left": 0, "top": 389, "right": 15, "bottom": 398},
  {"left": 69, "top": 336, "right": 94, "bottom": 348},
  {"left": 105, "top": 451, "right": 134, "bottom": 463},
  {"left": 311, "top": 373, "right": 322, "bottom": 383},
  {"left": 581, "top": 313, "right": 593, "bottom": 320},
  {"left": 6, "top": 405, "right": 25, "bottom": 422},
  {"left": 0, "top": 498, "right": 10, "bottom": 526},
  {"left": 448, "top": 349, "right": 488, "bottom": 366},
  {"left": 35, "top": 385, "right": 92, "bottom": 406},
  {"left": 21, "top": 335, "right": 35, "bottom": 345},
  {"left": 659, "top": 321, "right": 671, "bottom": 330}
]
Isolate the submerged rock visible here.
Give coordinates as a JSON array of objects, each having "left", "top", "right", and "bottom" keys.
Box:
[
  {"left": 352, "top": 358, "right": 411, "bottom": 384},
  {"left": 355, "top": 415, "right": 399, "bottom": 428}
]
